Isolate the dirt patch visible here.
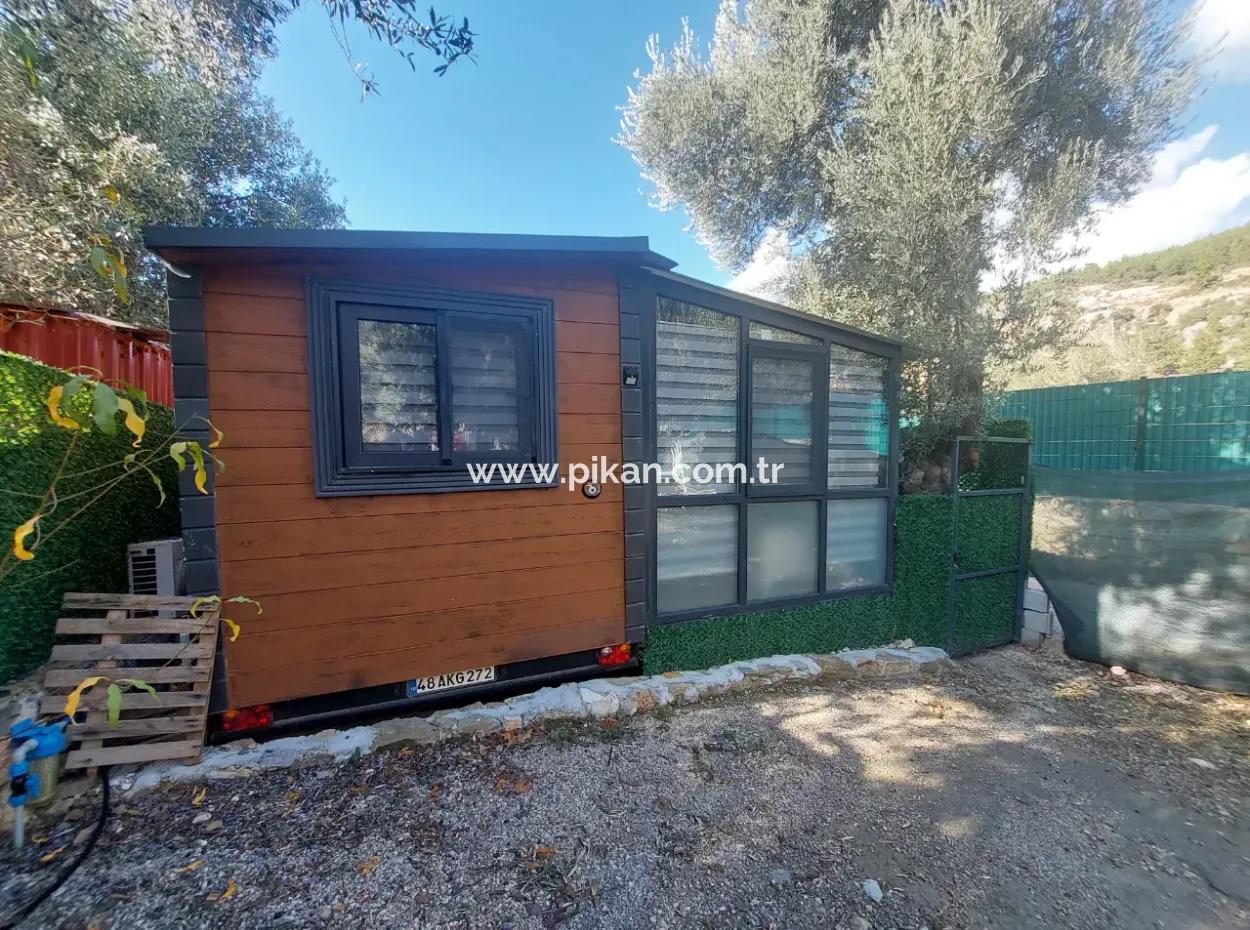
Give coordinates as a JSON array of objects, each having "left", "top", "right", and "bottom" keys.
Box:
[{"left": 3, "top": 646, "right": 1248, "bottom": 929}]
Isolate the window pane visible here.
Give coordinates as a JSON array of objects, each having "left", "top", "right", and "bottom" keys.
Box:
[
  {"left": 657, "top": 506, "right": 738, "bottom": 613},
  {"left": 450, "top": 325, "right": 523, "bottom": 452},
  {"left": 749, "top": 322, "right": 819, "bottom": 345},
  {"left": 747, "top": 501, "right": 818, "bottom": 600},
  {"left": 752, "top": 355, "right": 814, "bottom": 486},
  {"left": 827, "top": 498, "right": 888, "bottom": 590},
  {"left": 357, "top": 319, "right": 439, "bottom": 451},
  {"left": 656, "top": 299, "right": 739, "bottom": 496},
  {"left": 828, "top": 345, "right": 889, "bottom": 488}
]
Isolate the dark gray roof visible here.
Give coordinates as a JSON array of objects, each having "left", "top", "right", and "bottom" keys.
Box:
[{"left": 142, "top": 226, "right": 676, "bottom": 269}]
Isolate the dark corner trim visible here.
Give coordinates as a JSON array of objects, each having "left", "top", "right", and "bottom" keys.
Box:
[{"left": 166, "top": 268, "right": 228, "bottom": 712}]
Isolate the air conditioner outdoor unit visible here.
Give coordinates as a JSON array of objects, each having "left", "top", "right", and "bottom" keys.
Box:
[{"left": 127, "top": 538, "right": 185, "bottom": 597}]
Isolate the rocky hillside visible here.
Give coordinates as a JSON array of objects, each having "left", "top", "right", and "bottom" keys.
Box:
[{"left": 1003, "top": 223, "right": 1250, "bottom": 390}]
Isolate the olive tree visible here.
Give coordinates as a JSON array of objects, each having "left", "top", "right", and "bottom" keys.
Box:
[{"left": 620, "top": 0, "right": 1198, "bottom": 430}]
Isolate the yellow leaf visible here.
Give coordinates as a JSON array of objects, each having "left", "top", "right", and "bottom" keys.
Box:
[
  {"left": 40, "top": 846, "right": 66, "bottom": 864},
  {"left": 46, "top": 385, "right": 81, "bottom": 430},
  {"left": 174, "top": 858, "right": 205, "bottom": 875},
  {"left": 214, "top": 880, "right": 238, "bottom": 903},
  {"left": 204, "top": 417, "right": 224, "bottom": 448},
  {"left": 190, "top": 595, "right": 220, "bottom": 618},
  {"left": 12, "top": 514, "right": 39, "bottom": 561},
  {"left": 222, "top": 618, "right": 240, "bottom": 642},
  {"left": 115, "top": 397, "right": 145, "bottom": 447},
  {"left": 63, "top": 675, "right": 108, "bottom": 718},
  {"left": 192, "top": 786, "right": 208, "bottom": 806},
  {"left": 356, "top": 855, "right": 382, "bottom": 877}
]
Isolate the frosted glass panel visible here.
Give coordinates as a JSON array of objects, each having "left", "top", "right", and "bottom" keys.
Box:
[
  {"left": 657, "top": 506, "right": 738, "bottom": 613},
  {"left": 751, "top": 355, "right": 815, "bottom": 486},
  {"left": 357, "top": 319, "right": 439, "bottom": 451},
  {"left": 828, "top": 345, "right": 889, "bottom": 488},
  {"left": 656, "top": 300, "right": 739, "bottom": 496},
  {"left": 747, "top": 501, "right": 818, "bottom": 600},
  {"left": 749, "top": 322, "right": 818, "bottom": 344},
  {"left": 450, "top": 325, "right": 522, "bottom": 452},
  {"left": 826, "top": 498, "right": 888, "bottom": 590}
]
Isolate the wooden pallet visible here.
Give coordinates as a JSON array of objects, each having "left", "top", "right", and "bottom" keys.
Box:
[{"left": 41, "top": 593, "right": 219, "bottom": 770}]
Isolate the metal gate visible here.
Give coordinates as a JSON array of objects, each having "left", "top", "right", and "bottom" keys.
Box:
[{"left": 945, "top": 435, "right": 1033, "bottom": 654}]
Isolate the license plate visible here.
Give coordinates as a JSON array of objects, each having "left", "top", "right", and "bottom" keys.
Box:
[{"left": 407, "top": 666, "right": 496, "bottom": 697}]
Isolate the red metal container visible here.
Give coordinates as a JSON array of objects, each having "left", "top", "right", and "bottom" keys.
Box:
[{"left": 0, "top": 303, "right": 173, "bottom": 405}]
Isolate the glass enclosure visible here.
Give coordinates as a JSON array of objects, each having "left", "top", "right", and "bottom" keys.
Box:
[{"left": 653, "top": 286, "right": 897, "bottom": 619}]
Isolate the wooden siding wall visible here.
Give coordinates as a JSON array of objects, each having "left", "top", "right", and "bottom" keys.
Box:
[{"left": 198, "top": 259, "right": 625, "bottom": 707}]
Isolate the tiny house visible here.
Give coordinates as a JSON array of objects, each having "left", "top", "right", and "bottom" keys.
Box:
[{"left": 144, "top": 228, "right": 902, "bottom": 729}]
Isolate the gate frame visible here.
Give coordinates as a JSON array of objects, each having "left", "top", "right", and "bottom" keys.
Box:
[{"left": 945, "top": 435, "right": 1033, "bottom": 652}]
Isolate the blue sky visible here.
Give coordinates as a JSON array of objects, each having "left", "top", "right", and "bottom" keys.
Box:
[{"left": 260, "top": 0, "right": 1250, "bottom": 289}]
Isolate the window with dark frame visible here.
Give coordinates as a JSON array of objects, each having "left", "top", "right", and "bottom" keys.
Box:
[
  {"left": 654, "top": 294, "right": 897, "bottom": 619},
  {"left": 307, "top": 280, "right": 558, "bottom": 496}
]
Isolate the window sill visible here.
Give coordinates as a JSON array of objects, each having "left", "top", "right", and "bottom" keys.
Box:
[{"left": 314, "top": 470, "right": 561, "bottom": 497}]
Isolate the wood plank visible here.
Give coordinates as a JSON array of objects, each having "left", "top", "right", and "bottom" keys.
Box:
[
  {"left": 67, "top": 740, "right": 201, "bottom": 770},
  {"left": 226, "top": 588, "right": 622, "bottom": 670},
  {"left": 223, "top": 559, "right": 623, "bottom": 633},
  {"left": 202, "top": 263, "right": 622, "bottom": 301},
  {"left": 204, "top": 295, "right": 305, "bottom": 337},
  {"left": 222, "top": 532, "right": 621, "bottom": 597},
  {"left": 558, "top": 352, "right": 622, "bottom": 385},
  {"left": 41, "top": 692, "right": 208, "bottom": 713},
  {"left": 50, "top": 643, "right": 214, "bottom": 662},
  {"left": 45, "top": 666, "right": 211, "bottom": 687},
  {"left": 208, "top": 409, "right": 313, "bottom": 449},
  {"left": 210, "top": 331, "right": 306, "bottom": 373},
  {"left": 557, "top": 321, "right": 619, "bottom": 356},
  {"left": 553, "top": 291, "right": 619, "bottom": 325},
  {"left": 228, "top": 614, "right": 625, "bottom": 707},
  {"left": 218, "top": 502, "right": 621, "bottom": 560},
  {"left": 69, "top": 716, "right": 204, "bottom": 739},
  {"left": 211, "top": 370, "right": 307, "bottom": 411},
  {"left": 54, "top": 617, "right": 217, "bottom": 635},
  {"left": 558, "top": 382, "right": 620, "bottom": 416},
  {"left": 61, "top": 593, "right": 208, "bottom": 610},
  {"left": 214, "top": 478, "right": 621, "bottom": 524}
]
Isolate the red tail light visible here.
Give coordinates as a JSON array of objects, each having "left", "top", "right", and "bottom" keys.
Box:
[
  {"left": 221, "top": 704, "right": 273, "bottom": 732},
  {"left": 597, "top": 643, "right": 633, "bottom": 668}
]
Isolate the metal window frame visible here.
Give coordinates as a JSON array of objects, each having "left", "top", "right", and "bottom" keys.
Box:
[
  {"left": 307, "top": 278, "right": 558, "bottom": 496},
  {"left": 620, "top": 267, "right": 902, "bottom": 632}
]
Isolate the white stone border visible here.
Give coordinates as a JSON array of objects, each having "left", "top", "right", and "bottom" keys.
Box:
[{"left": 123, "top": 645, "right": 952, "bottom": 792}]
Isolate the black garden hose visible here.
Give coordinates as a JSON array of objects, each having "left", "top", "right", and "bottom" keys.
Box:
[{"left": 1, "top": 766, "right": 110, "bottom": 930}]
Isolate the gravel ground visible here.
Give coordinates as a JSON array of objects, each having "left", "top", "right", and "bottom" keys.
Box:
[{"left": 3, "top": 645, "right": 1249, "bottom": 930}]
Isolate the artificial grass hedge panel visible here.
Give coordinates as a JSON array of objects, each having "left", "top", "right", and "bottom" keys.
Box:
[
  {"left": 0, "top": 351, "right": 179, "bottom": 682},
  {"left": 643, "top": 495, "right": 962, "bottom": 674},
  {"left": 957, "top": 494, "right": 1023, "bottom": 573}
]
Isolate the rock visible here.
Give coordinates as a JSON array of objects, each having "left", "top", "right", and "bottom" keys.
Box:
[
  {"left": 502, "top": 716, "right": 524, "bottom": 732},
  {"left": 192, "top": 812, "right": 212, "bottom": 825},
  {"left": 849, "top": 918, "right": 872, "bottom": 930},
  {"left": 205, "top": 819, "right": 224, "bottom": 832},
  {"left": 73, "top": 826, "right": 94, "bottom": 847},
  {"left": 372, "top": 717, "right": 441, "bottom": 750},
  {"left": 1110, "top": 666, "right": 1127, "bottom": 676},
  {"left": 768, "top": 868, "right": 794, "bottom": 888},
  {"left": 862, "top": 878, "right": 883, "bottom": 903},
  {"left": 1188, "top": 757, "right": 1216, "bottom": 770},
  {"left": 634, "top": 690, "right": 658, "bottom": 713},
  {"left": 579, "top": 688, "right": 620, "bottom": 719}
]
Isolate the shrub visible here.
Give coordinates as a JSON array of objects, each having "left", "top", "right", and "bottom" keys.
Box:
[{"left": 0, "top": 351, "right": 179, "bottom": 681}]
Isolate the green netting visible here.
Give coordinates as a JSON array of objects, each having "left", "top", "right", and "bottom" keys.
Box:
[
  {"left": 1032, "top": 466, "right": 1250, "bottom": 694},
  {"left": 997, "top": 371, "right": 1250, "bottom": 472}
]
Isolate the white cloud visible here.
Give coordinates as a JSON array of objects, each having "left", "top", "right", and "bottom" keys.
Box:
[
  {"left": 1067, "top": 125, "right": 1250, "bottom": 268},
  {"left": 726, "top": 227, "right": 791, "bottom": 300},
  {"left": 1192, "top": 0, "right": 1250, "bottom": 81}
]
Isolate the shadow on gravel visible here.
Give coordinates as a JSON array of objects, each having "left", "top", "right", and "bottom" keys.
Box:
[{"left": 3, "top": 648, "right": 1248, "bottom": 930}]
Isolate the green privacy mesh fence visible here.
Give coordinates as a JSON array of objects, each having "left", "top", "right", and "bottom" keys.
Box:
[{"left": 997, "top": 371, "right": 1250, "bottom": 472}]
